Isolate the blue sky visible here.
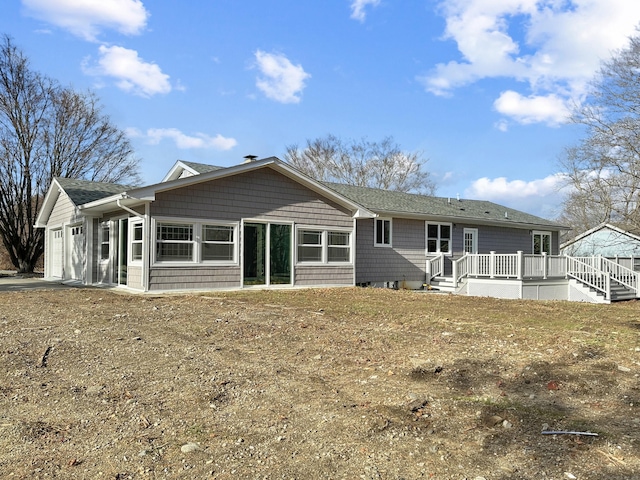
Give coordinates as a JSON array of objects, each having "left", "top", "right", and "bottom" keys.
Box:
[{"left": 2, "top": 1, "right": 640, "bottom": 219}]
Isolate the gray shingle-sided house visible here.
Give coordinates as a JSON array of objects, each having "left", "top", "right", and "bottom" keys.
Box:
[{"left": 34, "top": 157, "right": 640, "bottom": 302}]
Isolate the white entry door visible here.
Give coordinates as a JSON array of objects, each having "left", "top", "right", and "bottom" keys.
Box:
[
  {"left": 67, "top": 224, "right": 84, "bottom": 281},
  {"left": 463, "top": 228, "right": 478, "bottom": 254},
  {"left": 50, "top": 229, "right": 63, "bottom": 278}
]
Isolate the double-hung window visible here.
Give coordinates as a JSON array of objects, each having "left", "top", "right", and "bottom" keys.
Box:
[
  {"left": 202, "top": 225, "right": 234, "bottom": 262},
  {"left": 375, "top": 218, "right": 392, "bottom": 247},
  {"left": 131, "top": 221, "right": 143, "bottom": 262},
  {"left": 100, "top": 222, "right": 110, "bottom": 261},
  {"left": 297, "top": 228, "right": 351, "bottom": 264},
  {"left": 298, "top": 230, "right": 323, "bottom": 262},
  {"left": 426, "top": 223, "right": 452, "bottom": 254},
  {"left": 156, "top": 223, "right": 194, "bottom": 262}
]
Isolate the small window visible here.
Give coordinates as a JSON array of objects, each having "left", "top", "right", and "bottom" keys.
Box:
[
  {"left": 298, "top": 230, "right": 323, "bottom": 262},
  {"left": 156, "top": 223, "right": 193, "bottom": 262},
  {"left": 375, "top": 218, "right": 392, "bottom": 247},
  {"left": 426, "top": 223, "right": 452, "bottom": 254},
  {"left": 100, "top": 223, "right": 110, "bottom": 260},
  {"left": 131, "top": 221, "right": 143, "bottom": 262},
  {"left": 202, "top": 225, "right": 235, "bottom": 261}
]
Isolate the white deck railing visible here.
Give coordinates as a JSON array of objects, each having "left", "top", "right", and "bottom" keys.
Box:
[{"left": 442, "top": 252, "right": 639, "bottom": 299}]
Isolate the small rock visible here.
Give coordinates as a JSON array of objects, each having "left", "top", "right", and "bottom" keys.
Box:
[
  {"left": 180, "top": 443, "right": 200, "bottom": 453},
  {"left": 502, "top": 420, "right": 513, "bottom": 429},
  {"left": 312, "top": 354, "right": 322, "bottom": 360},
  {"left": 564, "top": 473, "right": 577, "bottom": 480},
  {"left": 407, "top": 398, "right": 428, "bottom": 412},
  {"left": 618, "top": 365, "right": 631, "bottom": 372},
  {"left": 474, "top": 477, "right": 488, "bottom": 480}
]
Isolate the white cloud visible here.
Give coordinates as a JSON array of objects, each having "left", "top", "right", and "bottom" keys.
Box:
[
  {"left": 466, "top": 173, "right": 566, "bottom": 200},
  {"left": 254, "top": 50, "right": 310, "bottom": 104},
  {"left": 22, "top": 0, "right": 148, "bottom": 41},
  {"left": 145, "top": 128, "right": 237, "bottom": 150},
  {"left": 493, "top": 90, "right": 570, "bottom": 125},
  {"left": 83, "top": 45, "right": 171, "bottom": 97},
  {"left": 464, "top": 173, "right": 569, "bottom": 217},
  {"left": 350, "top": 0, "right": 381, "bottom": 22},
  {"left": 420, "top": 0, "right": 640, "bottom": 125}
]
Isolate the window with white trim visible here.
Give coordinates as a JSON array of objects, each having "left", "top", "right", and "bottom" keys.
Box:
[
  {"left": 100, "top": 222, "right": 110, "bottom": 261},
  {"left": 131, "top": 220, "right": 144, "bottom": 262},
  {"left": 297, "top": 228, "right": 351, "bottom": 264},
  {"left": 298, "top": 230, "right": 323, "bottom": 262},
  {"left": 426, "top": 223, "right": 452, "bottom": 254},
  {"left": 328, "top": 231, "right": 350, "bottom": 262},
  {"left": 375, "top": 218, "right": 392, "bottom": 247},
  {"left": 156, "top": 223, "right": 193, "bottom": 262},
  {"left": 202, "top": 225, "right": 235, "bottom": 262},
  {"left": 533, "top": 231, "right": 551, "bottom": 255}
]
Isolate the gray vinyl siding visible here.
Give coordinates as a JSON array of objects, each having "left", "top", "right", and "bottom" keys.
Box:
[
  {"left": 149, "top": 266, "right": 241, "bottom": 290},
  {"left": 451, "top": 223, "right": 560, "bottom": 256},
  {"left": 48, "top": 193, "right": 78, "bottom": 227},
  {"left": 151, "top": 168, "right": 352, "bottom": 227},
  {"left": 355, "top": 218, "right": 426, "bottom": 284},
  {"left": 127, "top": 265, "right": 144, "bottom": 290},
  {"left": 148, "top": 168, "right": 354, "bottom": 290},
  {"left": 295, "top": 266, "right": 353, "bottom": 286},
  {"left": 355, "top": 219, "right": 561, "bottom": 284}
]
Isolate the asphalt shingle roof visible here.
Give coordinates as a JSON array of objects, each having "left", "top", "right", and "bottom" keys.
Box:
[
  {"left": 324, "top": 182, "right": 563, "bottom": 228},
  {"left": 179, "top": 161, "right": 224, "bottom": 174},
  {"left": 56, "top": 177, "right": 129, "bottom": 206}
]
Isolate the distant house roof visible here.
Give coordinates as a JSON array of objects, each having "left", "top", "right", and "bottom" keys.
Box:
[
  {"left": 324, "top": 182, "right": 564, "bottom": 229},
  {"left": 561, "top": 223, "right": 640, "bottom": 256},
  {"left": 162, "top": 160, "right": 225, "bottom": 182}
]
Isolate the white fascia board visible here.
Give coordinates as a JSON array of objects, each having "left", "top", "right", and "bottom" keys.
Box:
[
  {"left": 34, "top": 178, "right": 63, "bottom": 228},
  {"left": 161, "top": 160, "right": 199, "bottom": 182}
]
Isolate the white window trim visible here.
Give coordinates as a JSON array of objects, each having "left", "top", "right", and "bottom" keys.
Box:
[
  {"left": 152, "top": 217, "right": 239, "bottom": 267},
  {"left": 295, "top": 225, "right": 353, "bottom": 266},
  {"left": 426, "top": 222, "right": 453, "bottom": 255},
  {"left": 374, "top": 218, "right": 392, "bottom": 247},
  {"left": 129, "top": 218, "right": 144, "bottom": 266},
  {"left": 532, "top": 230, "right": 552, "bottom": 255}
]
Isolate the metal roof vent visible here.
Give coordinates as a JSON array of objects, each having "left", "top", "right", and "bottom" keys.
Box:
[{"left": 243, "top": 155, "right": 258, "bottom": 163}]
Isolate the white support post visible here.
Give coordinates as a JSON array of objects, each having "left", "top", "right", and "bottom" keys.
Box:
[
  {"left": 490, "top": 251, "right": 496, "bottom": 279},
  {"left": 517, "top": 251, "right": 523, "bottom": 280},
  {"left": 542, "top": 252, "right": 548, "bottom": 279},
  {"left": 452, "top": 258, "right": 458, "bottom": 288}
]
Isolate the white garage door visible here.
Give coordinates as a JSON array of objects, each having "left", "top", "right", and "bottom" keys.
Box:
[
  {"left": 67, "top": 225, "right": 84, "bottom": 281},
  {"left": 50, "top": 229, "right": 63, "bottom": 278}
]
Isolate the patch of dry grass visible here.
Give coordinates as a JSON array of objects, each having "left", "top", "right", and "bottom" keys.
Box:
[{"left": 1, "top": 287, "right": 639, "bottom": 479}]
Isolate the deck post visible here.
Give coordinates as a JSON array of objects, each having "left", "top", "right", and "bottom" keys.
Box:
[
  {"left": 490, "top": 251, "right": 496, "bottom": 279},
  {"left": 452, "top": 257, "right": 458, "bottom": 289},
  {"left": 542, "top": 252, "right": 548, "bottom": 279},
  {"left": 517, "top": 251, "right": 523, "bottom": 280}
]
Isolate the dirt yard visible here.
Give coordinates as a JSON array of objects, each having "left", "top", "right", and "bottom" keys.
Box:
[{"left": 1, "top": 286, "right": 639, "bottom": 479}]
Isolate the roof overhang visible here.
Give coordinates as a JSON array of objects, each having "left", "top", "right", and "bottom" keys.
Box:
[{"left": 35, "top": 178, "right": 65, "bottom": 228}]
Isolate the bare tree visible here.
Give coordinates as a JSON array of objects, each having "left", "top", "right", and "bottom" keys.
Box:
[
  {"left": 560, "top": 30, "right": 640, "bottom": 237},
  {"left": 284, "top": 134, "right": 435, "bottom": 195},
  {"left": 0, "top": 35, "right": 140, "bottom": 273}
]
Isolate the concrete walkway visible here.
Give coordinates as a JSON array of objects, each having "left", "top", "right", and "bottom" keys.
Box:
[{"left": 0, "top": 273, "right": 77, "bottom": 292}]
